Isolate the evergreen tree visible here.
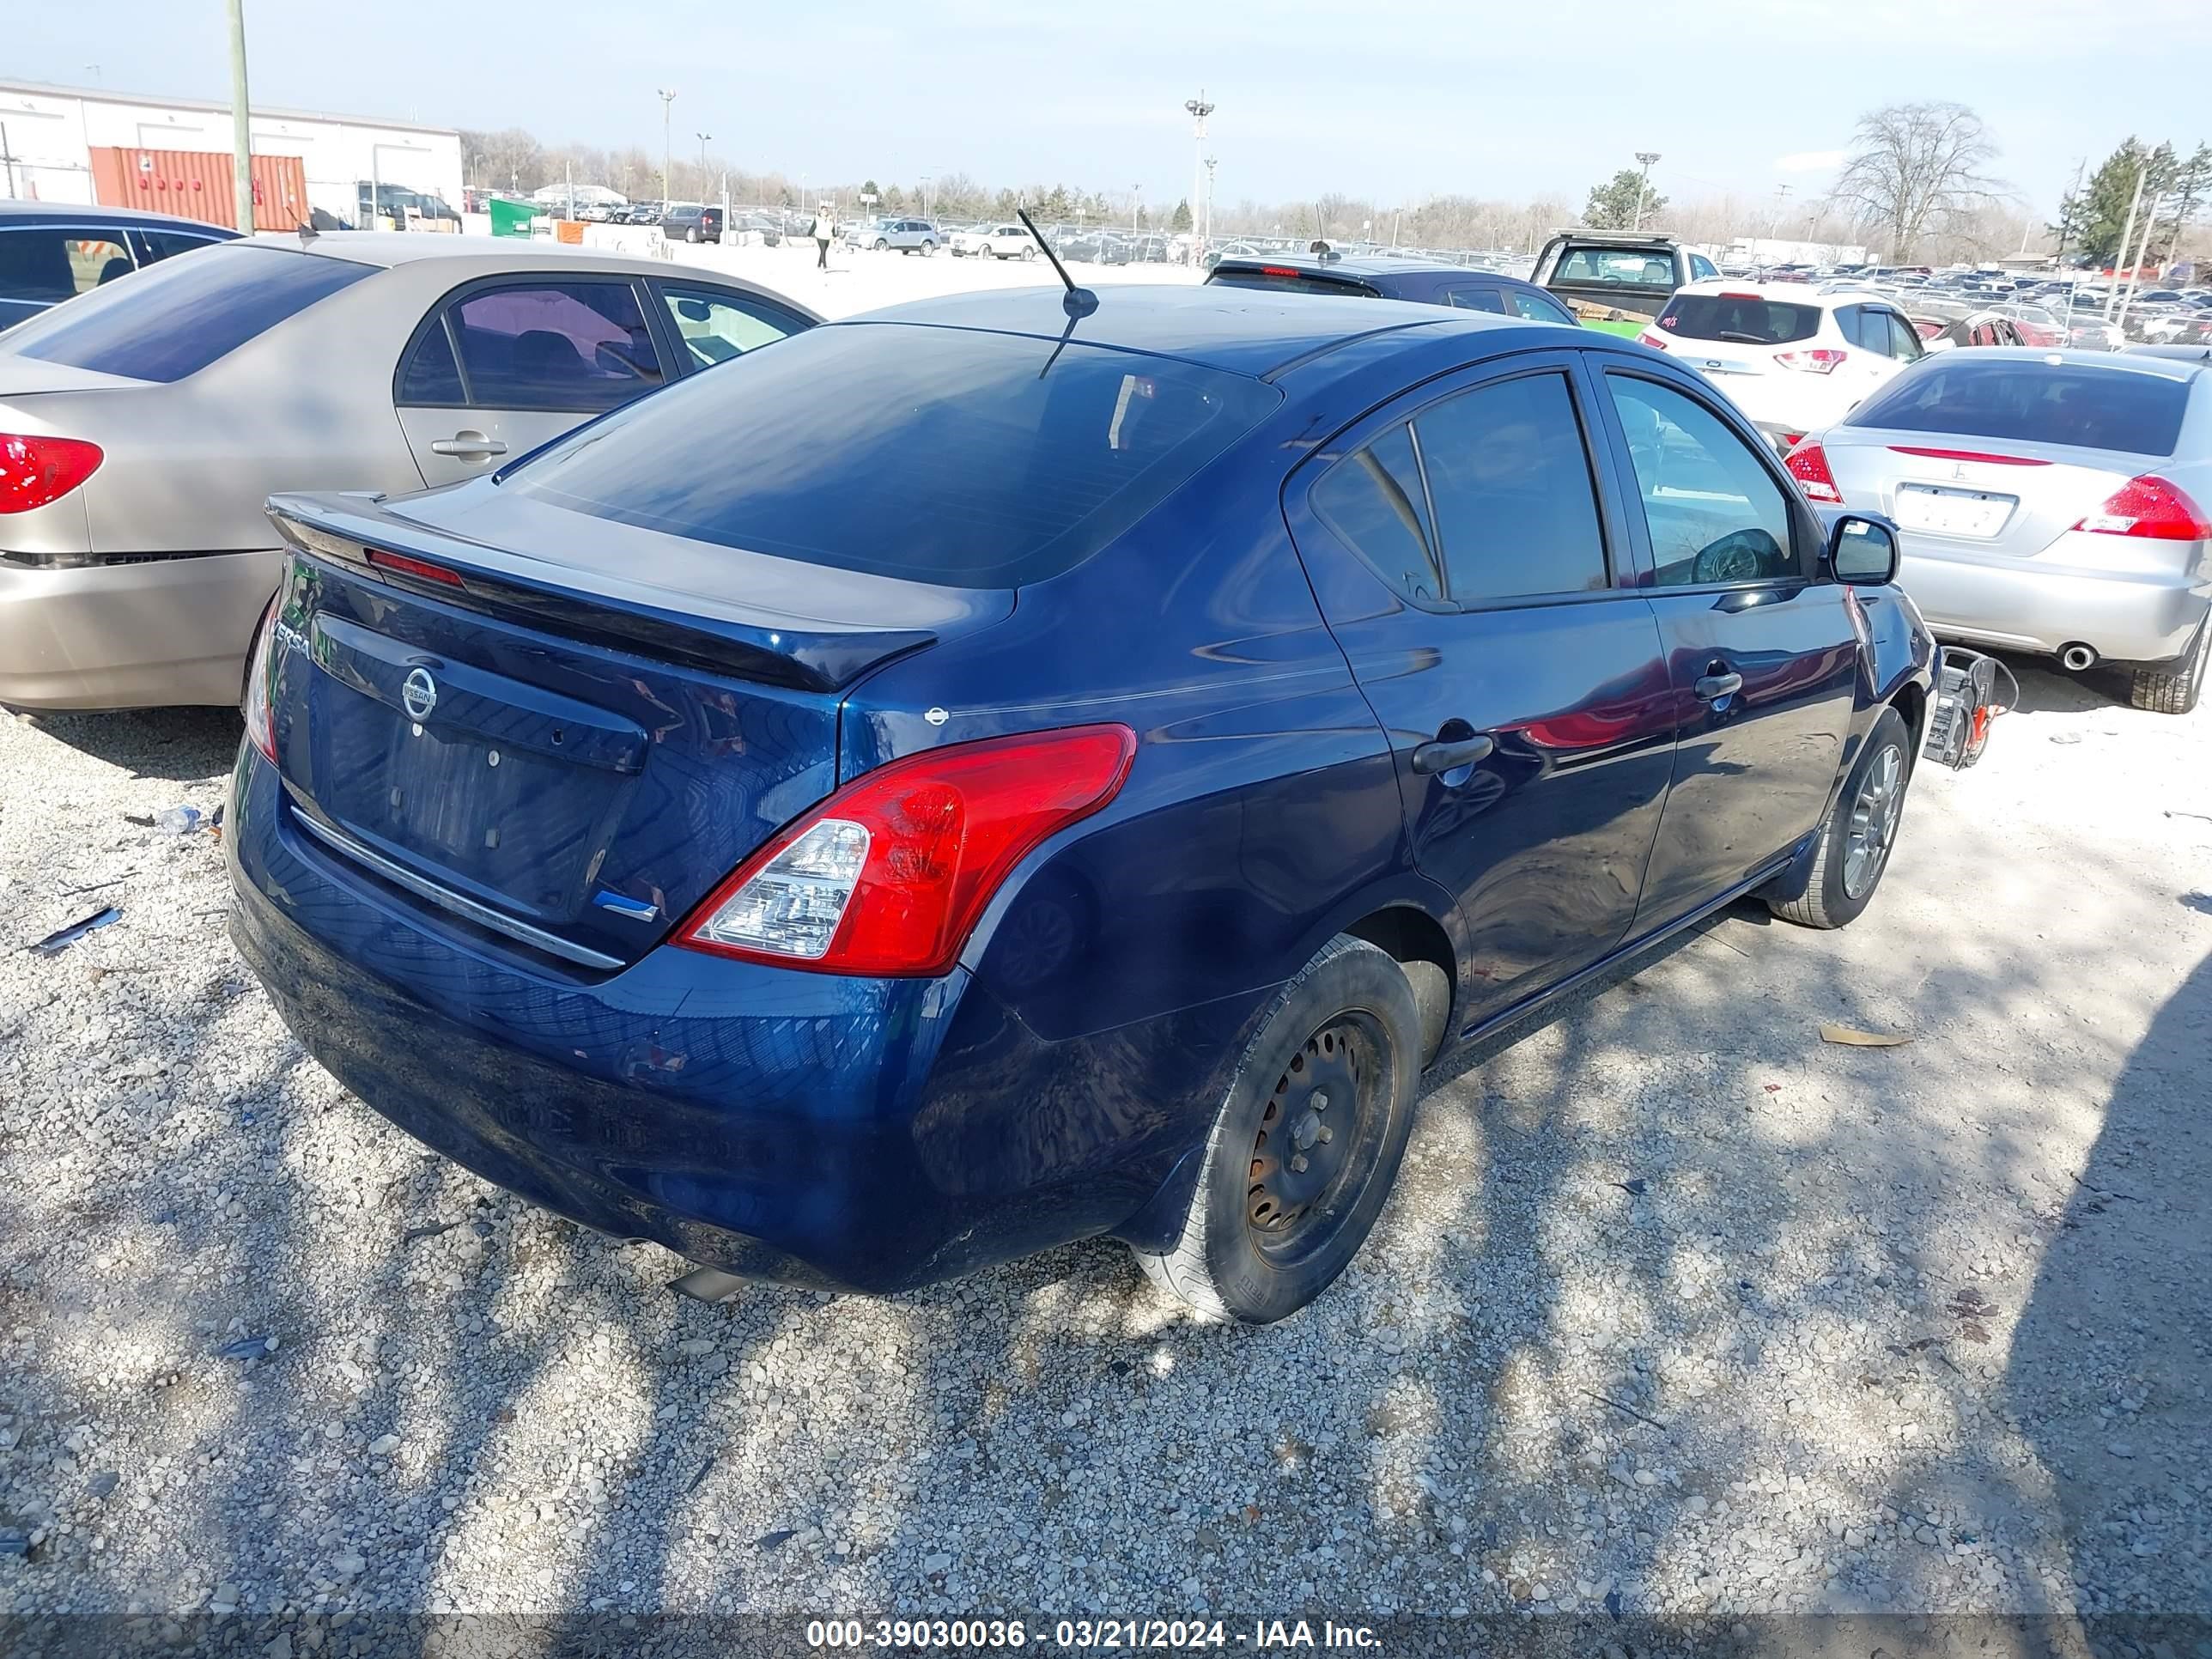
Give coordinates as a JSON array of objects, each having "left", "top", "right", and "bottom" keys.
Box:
[
  {"left": 1583, "top": 168, "right": 1667, "bottom": 229},
  {"left": 2060, "top": 139, "right": 2177, "bottom": 265},
  {"left": 1171, "top": 199, "right": 1193, "bottom": 233}
]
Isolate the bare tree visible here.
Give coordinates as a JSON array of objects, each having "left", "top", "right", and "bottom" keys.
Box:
[{"left": 1828, "top": 101, "right": 2003, "bottom": 261}]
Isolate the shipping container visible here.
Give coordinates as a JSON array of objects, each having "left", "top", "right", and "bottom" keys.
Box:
[{"left": 88, "top": 147, "right": 310, "bottom": 232}]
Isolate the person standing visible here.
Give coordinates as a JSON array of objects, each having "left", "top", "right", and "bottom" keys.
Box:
[{"left": 811, "top": 202, "right": 835, "bottom": 270}]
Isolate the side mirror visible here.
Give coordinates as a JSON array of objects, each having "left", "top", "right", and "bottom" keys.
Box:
[{"left": 1827, "top": 514, "right": 1899, "bottom": 585}]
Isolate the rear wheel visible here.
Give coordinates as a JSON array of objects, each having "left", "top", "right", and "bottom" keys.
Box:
[
  {"left": 685, "top": 227, "right": 701, "bottom": 244},
  {"left": 2128, "top": 613, "right": 2209, "bottom": 715},
  {"left": 1768, "top": 705, "right": 1912, "bottom": 929},
  {"left": 1133, "top": 936, "right": 1420, "bottom": 1324},
  {"left": 1021, "top": 246, "right": 1036, "bottom": 261}
]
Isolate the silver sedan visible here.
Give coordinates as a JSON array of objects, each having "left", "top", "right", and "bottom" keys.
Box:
[
  {"left": 0, "top": 234, "right": 818, "bottom": 710},
  {"left": 1790, "top": 348, "right": 2211, "bottom": 713}
]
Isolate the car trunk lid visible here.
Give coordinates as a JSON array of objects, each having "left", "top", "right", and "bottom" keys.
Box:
[
  {"left": 1819, "top": 428, "right": 2148, "bottom": 555},
  {"left": 263, "top": 488, "right": 1012, "bottom": 970}
]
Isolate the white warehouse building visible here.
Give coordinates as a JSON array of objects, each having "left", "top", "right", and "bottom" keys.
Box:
[{"left": 0, "top": 79, "right": 462, "bottom": 228}]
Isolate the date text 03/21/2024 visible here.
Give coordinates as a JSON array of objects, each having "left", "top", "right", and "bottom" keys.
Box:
[{"left": 804, "top": 1619, "right": 1383, "bottom": 1650}]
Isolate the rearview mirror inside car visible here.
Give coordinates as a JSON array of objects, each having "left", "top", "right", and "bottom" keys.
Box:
[{"left": 1828, "top": 514, "right": 1899, "bottom": 586}]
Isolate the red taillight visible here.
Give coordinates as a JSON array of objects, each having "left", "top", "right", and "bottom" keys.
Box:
[
  {"left": 2072, "top": 475, "right": 2212, "bottom": 541},
  {"left": 1888, "top": 446, "right": 2050, "bottom": 467},
  {"left": 1774, "top": 349, "right": 1848, "bottom": 374},
  {"left": 1717, "top": 289, "right": 1762, "bottom": 301},
  {"left": 1785, "top": 441, "right": 1844, "bottom": 504},
  {"left": 1261, "top": 265, "right": 1303, "bottom": 277},
  {"left": 1638, "top": 331, "right": 1669, "bottom": 350},
  {"left": 243, "top": 597, "right": 279, "bottom": 763},
  {"left": 678, "top": 725, "right": 1137, "bottom": 976},
  {"left": 366, "top": 548, "right": 465, "bottom": 586},
  {"left": 0, "top": 433, "right": 103, "bottom": 514}
]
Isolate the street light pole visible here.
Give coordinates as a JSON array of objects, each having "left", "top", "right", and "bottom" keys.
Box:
[
  {"left": 225, "top": 0, "right": 256, "bottom": 233},
  {"left": 1632, "top": 150, "right": 1660, "bottom": 231},
  {"left": 1133, "top": 184, "right": 1141, "bottom": 236},
  {"left": 656, "top": 88, "right": 676, "bottom": 210},
  {"left": 1183, "top": 91, "right": 1214, "bottom": 260},
  {"left": 696, "top": 131, "right": 711, "bottom": 192},
  {"left": 1204, "top": 156, "right": 1218, "bottom": 250}
]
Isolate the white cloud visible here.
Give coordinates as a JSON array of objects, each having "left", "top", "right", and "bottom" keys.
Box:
[{"left": 1773, "top": 149, "right": 1847, "bottom": 174}]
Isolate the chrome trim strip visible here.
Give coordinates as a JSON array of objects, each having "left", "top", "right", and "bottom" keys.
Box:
[{"left": 292, "top": 811, "right": 625, "bottom": 971}]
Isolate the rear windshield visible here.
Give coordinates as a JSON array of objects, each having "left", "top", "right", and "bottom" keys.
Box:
[
  {"left": 1661, "top": 295, "right": 1820, "bottom": 344},
  {"left": 509, "top": 322, "right": 1281, "bottom": 586},
  {"left": 1846, "top": 358, "right": 2190, "bottom": 457},
  {"left": 1207, "top": 266, "right": 1377, "bottom": 298},
  {"left": 3, "top": 244, "right": 371, "bottom": 383}
]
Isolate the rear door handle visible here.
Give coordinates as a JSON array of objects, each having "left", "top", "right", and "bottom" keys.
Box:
[
  {"left": 429, "top": 434, "right": 508, "bottom": 458},
  {"left": 1696, "top": 671, "right": 1744, "bottom": 702},
  {"left": 1410, "top": 732, "right": 1496, "bottom": 775}
]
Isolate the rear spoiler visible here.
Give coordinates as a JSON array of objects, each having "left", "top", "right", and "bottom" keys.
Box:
[{"left": 266, "top": 494, "right": 936, "bottom": 694}]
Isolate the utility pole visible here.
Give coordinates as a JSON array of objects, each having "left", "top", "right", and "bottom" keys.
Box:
[
  {"left": 0, "top": 123, "right": 19, "bottom": 198},
  {"left": 2106, "top": 161, "right": 2148, "bottom": 319},
  {"left": 2116, "top": 193, "right": 2172, "bottom": 329},
  {"left": 1204, "top": 155, "right": 1218, "bottom": 250},
  {"left": 1632, "top": 150, "right": 1660, "bottom": 231},
  {"left": 1183, "top": 90, "right": 1213, "bottom": 260},
  {"left": 1767, "top": 184, "right": 1791, "bottom": 245},
  {"left": 656, "top": 88, "right": 676, "bottom": 210},
  {"left": 1133, "top": 184, "right": 1141, "bottom": 236},
  {"left": 225, "top": 0, "right": 256, "bottom": 233},
  {"left": 696, "top": 131, "right": 711, "bottom": 194}
]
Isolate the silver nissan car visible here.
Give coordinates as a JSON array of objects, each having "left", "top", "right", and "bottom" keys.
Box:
[
  {"left": 0, "top": 234, "right": 817, "bottom": 710},
  {"left": 1785, "top": 349, "right": 2211, "bottom": 713}
]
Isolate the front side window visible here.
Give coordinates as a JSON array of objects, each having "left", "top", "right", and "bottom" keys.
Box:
[
  {"left": 1414, "top": 373, "right": 1609, "bottom": 603},
  {"left": 1606, "top": 375, "right": 1797, "bottom": 586},
  {"left": 1884, "top": 312, "right": 1924, "bottom": 362},
  {"left": 659, "top": 286, "right": 805, "bottom": 369},
  {"left": 1690, "top": 253, "right": 1720, "bottom": 281},
  {"left": 447, "top": 280, "right": 661, "bottom": 411},
  {"left": 3, "top": 242, "right": 370, "bottom": 382}
]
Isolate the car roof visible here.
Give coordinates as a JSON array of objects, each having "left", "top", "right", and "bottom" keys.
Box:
[
  {"left": 1928, "top": 345, "right": 2205, "bottom": 382},
  {"left": 845, "top": 283, "right": 1488, "bottom": 378},
  {"left": 1670, "top": 279, "right": 1888, "bottom": 307},
  {"left": 0, "top": 198, "right": 240, "bottom": 234},
  {"left": 1210, "top": 254, "right": 1541, "bottom": 287},
  {"left": 236, "top": 231, "right": 708, "bottom": 280}
]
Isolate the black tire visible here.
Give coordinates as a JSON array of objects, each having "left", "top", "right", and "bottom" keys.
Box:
[
  {"left": 2128, "top": 613, "right": 2209, "bottom": 715},
  {"left": 1020, "top": 246, "right": 1036, "bottom": 261},
  {"left": 685, "top": 227, "right": 701, "bottom": 245},
  {"left": 1133, "top": 936, "right": 1421, "bottom": 1324},
  {"left": 874, "top": 237, "right": 888, "bottom": 251},
  {"left": 1768, "top": 705, "right": 1913, "bottom": 929}
]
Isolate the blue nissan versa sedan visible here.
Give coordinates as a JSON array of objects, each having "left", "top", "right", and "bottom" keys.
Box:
[{"left": 229, "top": 285, "right": 1934, "bottom": 1324}]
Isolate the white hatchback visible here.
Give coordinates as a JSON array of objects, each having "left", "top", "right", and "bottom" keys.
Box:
[{"left": 1641, "top": 282, "right": 1926, "bottom": 450}]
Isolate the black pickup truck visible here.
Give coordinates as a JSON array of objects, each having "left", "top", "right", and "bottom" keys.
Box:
[{"left": 1530, "top": 230, "right": 1718, "bottom": 337}]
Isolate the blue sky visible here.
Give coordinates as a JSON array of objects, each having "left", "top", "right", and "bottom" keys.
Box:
[{"left": 13, "top": 0, "right": 2209, "bottom": 213}]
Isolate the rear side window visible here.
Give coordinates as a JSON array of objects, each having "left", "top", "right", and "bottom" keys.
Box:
[
  {"left": 3, "top": 244, "right": 370, "bottom": 382},
  {"left": 510, "top": 323, "right": 1280, "bottom": 586},
  {"left": 1847, "top": 359, "right": 2189, "bottom": 456},
  {"left": 1661, "top": 295, "right": 1820, "bottom": 345},
  {"left": 0, "top": 229, "right": 132, "bottom": 305},
  {"left": 1206, "top": 267, "right": 1376, "bottom": 298},
  {"left": 1414, "top": 373, "right": 1609, "bottom": 602},
  {"left": 448, "top": 280, "right": 662, "bottom": 411},
  {"left": 1511, "top": 290, "right": 1574, "bottom": 325},
  {"left": 1311, "top": 423, "right": 1443, "bottom": 603},
  {"left": 1443, "top": 286, "right": 1507, "bottom": 313}
]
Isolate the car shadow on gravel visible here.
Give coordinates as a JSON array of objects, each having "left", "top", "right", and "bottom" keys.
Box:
[{"left": 17, "top": 708, "right": 241, "bottom": 784}]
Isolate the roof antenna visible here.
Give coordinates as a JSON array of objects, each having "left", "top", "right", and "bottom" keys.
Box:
[
  {"left": 295, "top": 219, "right": 318, "bottom": 246},
  {"left": 1018, "top": 208, "right": 1097, "bottom": 319}
]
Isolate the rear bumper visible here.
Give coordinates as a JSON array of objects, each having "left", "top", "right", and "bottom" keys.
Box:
[
  {"left": 0, "top": 550, "right": 281, "bottom": 709},
  {"left": 1706, "top": 374, "right": 1863, "bottom": 441},
  {"left": 225, "top": 750, "right": 1241, "bottom": 1293},
  {"left": 1897, "top": 538, "right": 2212, "bottom": 663}
]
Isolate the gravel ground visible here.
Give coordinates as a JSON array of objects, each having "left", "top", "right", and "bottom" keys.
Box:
[{"left": 2, "top": 651, "right": 2209, "bottom": 1657}]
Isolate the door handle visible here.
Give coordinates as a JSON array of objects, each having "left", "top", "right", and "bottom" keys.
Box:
[
  {"left": 1410, "top": 732, "right": 1495, "bottom": 775},
  {"left": 429, "top": 434, "right": 508, "bottom": 458},
  {"left": 1696, "top": 671, "right": 1744, "bottom": 702}
]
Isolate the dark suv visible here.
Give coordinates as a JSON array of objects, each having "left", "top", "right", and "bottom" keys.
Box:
[
  {"left": 1206, "top": 255, "right": 1578, "bottom": 325},
  {"left": 0, "top": 200, "right": 237, "bottom": 331},
  {"left": 662, "top": 204, "right": 724, "bottom": 245}
]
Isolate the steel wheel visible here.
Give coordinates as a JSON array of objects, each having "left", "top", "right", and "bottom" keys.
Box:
[
  {"left": 1245, "top": 1012, "right": 1388, "bottom": 1268},
  {"left": 1842, "top": 742, "right": 1904, "bottom": 899}
]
